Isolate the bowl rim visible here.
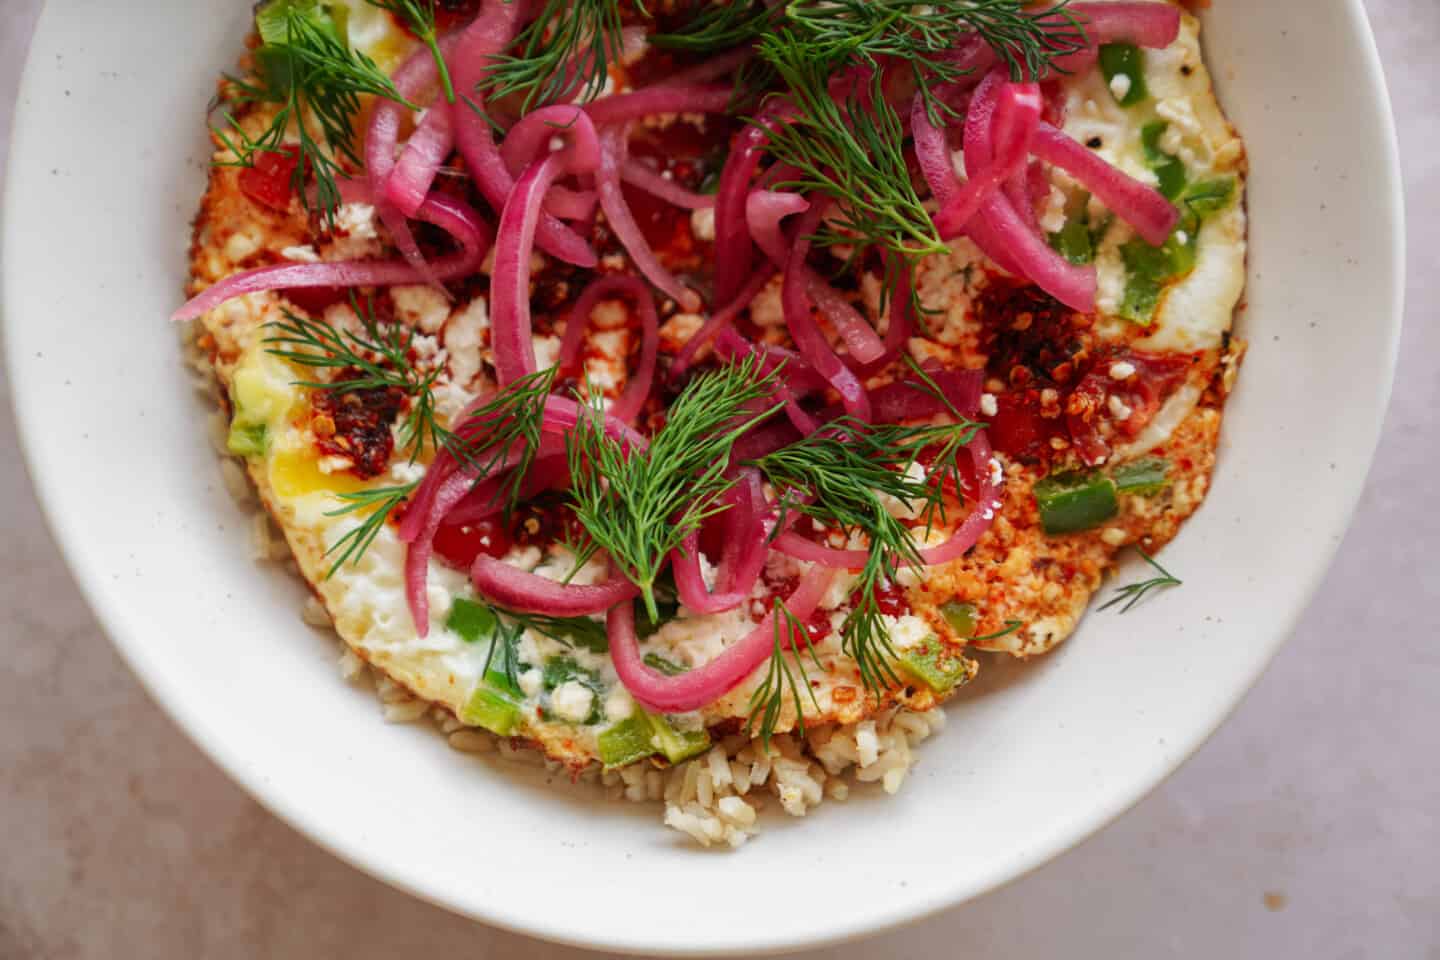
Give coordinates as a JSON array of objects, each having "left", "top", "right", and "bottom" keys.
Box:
[{"left": 1, "top": 0, "right": 1405, "bottom": 953}]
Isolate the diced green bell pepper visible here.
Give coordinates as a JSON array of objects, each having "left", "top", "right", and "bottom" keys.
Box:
[
  {"left": 1181, "top": 177, "right": 1237, "bottom": 221},
  {"left": 1034, "top": 471, "right": 1120, "bottom": 535},
  {"left": 446, "top": 597, "right": 499, "bottom": 644},
  {"left": 1034, "top": 457, "right": 1173, "bottom": 535},
  {"left": 226, "top": 421, "right": 269, "bottom": 457},
  {"left": 1099, "top": 43, "right": 1148, "bottom": 106},
  {"left": 461, "top": 685, "right": 522, "bottom": 736},
  {"left": 1141, "top": 122, "right": 1187, "bottom": 201},
  {"left": 940, "top": 601, "right": 978, "bottom": 638},
  {"left": 1119, "top": 176, "right": 1236, "bottom": 324},
  {"left": 1048, "top": 190, "right": 1096, "bottom": 265},
  {"left": 651, "top": 722, "right": 710, "bottom": 765},
  {"left": 597, "top": 713, "right": 655, "bottom": 768},
  {"left": 595, "top": 709, "right": 711, "bottom": 768},
  {"left": 897, "top": 637, "right": 976, "bottom": 695},
  {"left": 1112, "top": 456, "right": 1171, "bottom": 495}
]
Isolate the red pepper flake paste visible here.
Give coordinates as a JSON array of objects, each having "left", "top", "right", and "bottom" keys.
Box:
[
  {"left": 309, "top": 372, "right": 404, "bottom": 479},
  {"left": 975, "top": 281, "right": 1196, "bottom": 466}
]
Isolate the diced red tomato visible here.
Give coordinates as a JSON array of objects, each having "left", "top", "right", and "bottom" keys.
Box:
[
  {"left": 238, "top": 149, "right": 300, "bottom": 213},
  {"left": 989, "top": 392, "right": 1057, "bottom": 462},
  {"left": 434, "top": 518, "right": 513, "bottom": 570},
  {"left": 284, "top": 286, "right": 347, "bottom": 315}
]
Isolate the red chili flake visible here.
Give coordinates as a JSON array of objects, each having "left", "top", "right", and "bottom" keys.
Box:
[{"left": 310, "top": 374, "right": 404, "bottom": 479}]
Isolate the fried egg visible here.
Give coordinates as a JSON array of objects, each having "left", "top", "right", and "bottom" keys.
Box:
[{"left": 187, "top": 0, "right": 1245, "bottom": 769}]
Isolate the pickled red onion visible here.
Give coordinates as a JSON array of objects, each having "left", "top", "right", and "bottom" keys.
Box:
[
  {"left": 607, "top": 564, "right": 836, "bottom": 713},
  {"left": 171, "top": 191, "right": 489, "bottom": 323},
  {"left": 1031, "top": 121, "right": 1179, "bottom": 246},
  {"left": 450, "top": 0, "right": 596, "bottom": 268},
  {"left": 491, "top": 107, "right": 601, "bottom": 385},
  {"left": 621, "top": 159, "right": 715, "bottom": 210},
  {"left": 471, "top": 555, "right": 641, "bottom": 615},
  {"left": 596, "top": 124, "right": 702, "bottom": 312}
]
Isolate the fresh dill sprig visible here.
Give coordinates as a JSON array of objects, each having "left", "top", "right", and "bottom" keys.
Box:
[
  {"left": 447, "top": 366, "right": 560, "bottom": 515},
  {"left": 1098, "top": 549, "right": 1182, "bottom": 613},
  {"left": 323, "top": 482, "right": 418, "bottom": 578},
  {"left": 566, "top": 356, "right": 781, "bottom": 621},
  {"left": 643, "top": 652, "right": 688, "bottom": 676},
  {"left": 760, "top": 51, "right": 946, "bottom": 266},
  {"left": 651, "top": 0, "right": 773, "bottom": 51},
  {"left": 971, "top": 619, "right": 1024, "bottom": 642},
  {"left": 504, "top": 608, "right": 610, "bottom": 653},
  {"left": 480, "top": 0, "right": 634, "bottom": 112},
  {"left": 749, "top": 413, "right": 982, "bottom": 696},
  {"left": 748, "top": 1, "right": 1084, "bottom": 268},
  {"left": 747, "top": 599, "right": 823, "bottom": 748},
  {"left": 364, "top": 0, "right": 455, "bottom": 102},
  {"left": 214, "top": 2, "right": 413, "bottom": 225},
  {"left": 782, "top": 0, "right": 1085, "bottom": 113},
  {"left": 263, "top": 296, "right": 443, "bottom": 464}
]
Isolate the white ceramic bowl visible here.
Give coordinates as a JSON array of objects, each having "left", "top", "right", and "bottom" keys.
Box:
[{"left": 3, "top": 1, "right": 1402, "bottom": 954}]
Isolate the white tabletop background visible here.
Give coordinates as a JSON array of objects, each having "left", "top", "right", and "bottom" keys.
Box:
[{"left": 1, "top": 3, "right": 1435, "bottom": 957}]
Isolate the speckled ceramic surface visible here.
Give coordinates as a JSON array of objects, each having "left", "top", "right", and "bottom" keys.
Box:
[{"left": 0, "top": 0, "right": 1428, "bottom": 955}]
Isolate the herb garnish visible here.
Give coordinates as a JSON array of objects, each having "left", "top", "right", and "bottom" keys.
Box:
[
  {"left": 480, "top": 0, "right": 634, "bottom": 112},
  {"left": 323, "top": 482, "right": 418, "bottom": 578},
  {"left": 1098, "top": 548, "right": 1182, "bottom": 613},
  {"left": 365, "top": 0, "right": 455, "bottom": 102},
  {"left": 738, "top": 0, "right": 1083, "bottom": 270},
  {"left": 971, "top": 619, "right": 1025, "bottom": 643},
  {"left": 747, "top": 599, "right": 824, "bottom": 748},
  {"left": 566, "top": 356, "right": 781, "bottom": 622},
  {"left": 214, "top": 1, "right": 413, "bottom": 225},
  {"left": 749, "top": 412, "right": 982, "bottom": 696}
]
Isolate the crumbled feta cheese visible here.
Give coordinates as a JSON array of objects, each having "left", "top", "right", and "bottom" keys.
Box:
[
  {"left": 887, "top": 614, "right": 931, "bottom": 651},
  {"left": 391, "top": 284, "right": 450, "bottom": 333},
  {"left": 519, "top": 668, "right": 544, "bottom": 699},
  {"left": 1109, "top": 73, "right": 1133, "bottom": 101},
  {"left": 388, "top": 460, "right": 426, "bottom": 485},
  {"left": 690, "top": 207, "right": 716, "bottom": 242},
  {"left": 987, "top": 457, "right": 1004, "bottom": 487},
  {"left": 336, "top": 203, "right": 378, "bottom": 240},
  {"left": 550, "top": 681, "right": 595, "bottom": 724},
  {"left": 979, "top": 392, "right": 998, "bottom": 417},
  {"left": 533, "top": 334, "right": 561, "bottom": 370},
  {"left": 1109, "top": 360, "right": 1137, "bottom": 381},
  {"left": 1100, "top": 527, "right": 1127, "bottom": 546},
  {"left": 281, "top": 244, "right": 320, "bottom": 263},
  {"left": 1039, "top": 186, "right": 1068, "bottom": 234},
  {"left": 605, "top": 685, "right": 635, "bottom": 721},
  {"left": 820, "top": 570, "right": 859, "bottom": 611},
  {"left": 224, "top": 230, "right": 261, "bottom": 262},
  {"left": 502, "top": 544, "right": 543, "bottom": 572},
  {"left": 1108, "top": 394, "right": 1134, "bottom": 420},
  {"left": 1176, "top": 230, "right": 1189, "bottom": 245},
  {"left": 1155, "top": 97, "right": 1202, "bottom": 137},
  {"left": 443, "top": 295, "right": 488, "bottom": 387}
]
